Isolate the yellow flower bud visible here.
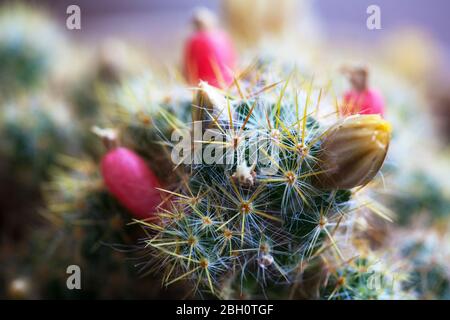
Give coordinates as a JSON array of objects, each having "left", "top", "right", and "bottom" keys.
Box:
[
  {"left": 192, "top": 81, "right": 229, "bottom": 126},
  {"left": 313, "top": 115, "right": 391, "bottom": 190}
]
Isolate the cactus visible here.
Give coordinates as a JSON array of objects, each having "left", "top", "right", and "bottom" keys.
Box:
[
  {"left": 36, "top": 75, "right": 193, "bottom": 298},
  {"left": 371, "top": 68, "right": 450, "bottom": 225},
  {"left": 390, "top": 171, "right": 450, "bottom": 225},
  {"left": 39, "top": 155, "right": 189, "bottom": 298},
  {"left": 0, "top": 96, "right": 77, "bottom": 183},
  {"left": 69, "top": 40, "right": 151, "bottom": 121},
  {"left": 134, "top": 71, "right": 393, "bottom": 298},
  {"left": 99, "top": 73, "right": 192, "bottom": 182},
  {"left": 0, "top": 94, "right": 80, "bottom": 247},
  {"left": 392, "top": 227, "right": 450, "bottom": 300},
  {"left": 322, "top": 259, "right": 412, "bottom": 300},
  {"left": 0, "top": 4, "right": 66, "bottom": 100}
]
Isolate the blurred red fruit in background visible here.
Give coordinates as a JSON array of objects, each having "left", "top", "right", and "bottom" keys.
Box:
[{"left": 184, "top": 7, "right": 236, "bottom": 88}]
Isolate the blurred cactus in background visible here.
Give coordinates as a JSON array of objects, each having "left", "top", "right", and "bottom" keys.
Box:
[
  {"left": 371, "top": 70, "right": 450, "bottom": 226},
  {"left": 32, "top": 74, "right": 193, "bottom": 298},
  {"left": 0, "top": 94, "right": 79, "bottom": 246},
  {"left": 0, "top": 95, "right": 77, "bottom": 184},
  {"left": 69, "top": 40, "right": 152, "bottom": 120},
  {"left": 390, "top": 227, "right": 450, "bottom": 300},
  {"left": 65, "top": 40, "right": 157, "bottom": 159},
  {"left": 319, "top": 246, "right": 414, "bottom": 300},
  {"left": 0, "top": 4, "right": 67, "bottom": 100},
  {"left": 0, "top": 4, "right": 78, "bottom": 249}
]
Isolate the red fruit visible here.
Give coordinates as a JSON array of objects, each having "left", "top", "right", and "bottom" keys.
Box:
[
  {"left": 183, "top": 10, "right": 236, "bottom": 88},
  {"left": 341, "top": 66, "right": 385, "bottom": 117},
  {"left": 101, "top": 147, "right": 161, "bottom": 220},
  {"left": 343, "top": 89, "right": 385, "bottom": 117}
]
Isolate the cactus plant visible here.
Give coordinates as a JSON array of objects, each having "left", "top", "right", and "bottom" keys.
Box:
[
  {"left": 36, "top": 74, "right": 193, "bottom": 298},
  {"left": 0, "top": 4, "right": 66, "bottom": 100},
  {"left": 133, "top": 71, "right": 393, "bottom": 298},
  {"left": 0, "top": 94, "right": 79, "bottom": 245},
  {"left": 0, "top": 95, "right": 76, "bottom": 184},
  {"left": 322, "top": 257, "right": 412, "bottom": 299},
  {"left": 392, "top": 227, "right": 450, "bottom": 300},
  {"left": 39, "top": 155, "right": 189, "bottom": 299}
]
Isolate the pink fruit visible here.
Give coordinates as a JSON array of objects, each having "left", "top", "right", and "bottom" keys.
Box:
[
  {"left": 343, "top": 89, "right": 385, "bottom": 117},
  {"left": 341, "top": 66, "right": 385, "bottom": 117},
  {"left": 184, "top": 9, "right": 236, "bottom": 88},
  {"left": 101, "top": 147, "right": 161, "bottom": 220}
]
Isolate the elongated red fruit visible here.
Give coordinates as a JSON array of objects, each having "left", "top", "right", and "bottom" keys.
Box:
[
  {"left": 101, "top": 147, "right": 161, "bottom": 220},
  {"left": 343, "top": 89, "right": 385, "bottom": 116},
  {"left": 342, "top": 66, "right": 385, "bottom": 117},
  {"left": 184, "top": 8, "right": 236, "bottom": 88}
]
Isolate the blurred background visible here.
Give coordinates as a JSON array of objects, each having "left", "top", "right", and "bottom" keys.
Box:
[
  {"left": 0, "top": 0, "right": 449, "bottom": 299},
  {"left": 6, "top": 0, "right": 450, "bottom": 67}
]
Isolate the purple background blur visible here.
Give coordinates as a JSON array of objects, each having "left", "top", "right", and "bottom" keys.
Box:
[{"left": 15, "top": 0, "right": 450, "bottom": 64}]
